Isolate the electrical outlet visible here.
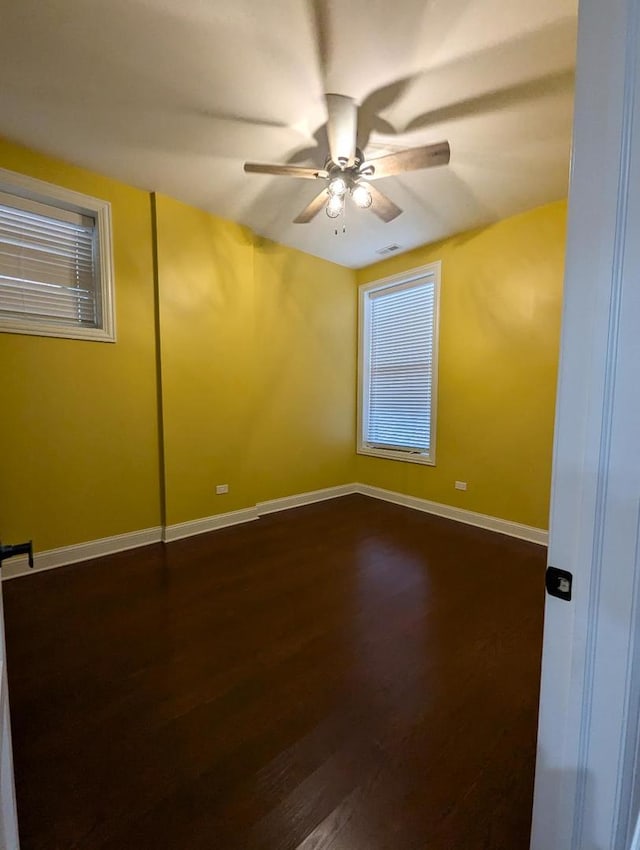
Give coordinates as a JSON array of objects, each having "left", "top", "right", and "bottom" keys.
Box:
[
  {"left": 455, "top": 481, "right": 468, "bottom": 491},
  {"left": 215, "top": 484, "right": 229, "bottom": 495}
]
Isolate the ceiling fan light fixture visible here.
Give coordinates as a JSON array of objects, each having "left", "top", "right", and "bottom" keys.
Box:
[
  {"left": 352, "top": 184, "right": 373, "bottom": 209},
  {"left": 243, "top": 93, "right": 450, "bottom": 227},
  {"left": 326, "top": 194, "right": 344, "bottom": 218},
  {"left": 328, "top": 176, "right": 348, "bottom": 197}
]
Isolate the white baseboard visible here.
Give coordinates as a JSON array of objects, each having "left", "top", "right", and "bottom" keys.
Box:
[
  {"left": 257, "top": 483, "right": 357, "bottom": 515},
  {"left": 354, "top": 483, "right": 548, "bottom": 545},
  {"left": 2, "top": 481, "right": 547, "bottom": 580},
  {"left": 164, "top": 483, "right": 357, "bottom": 543},
  {"left": 1, "top": 526, "right": 163, "bottom": 581},
  {"left": 163, "top": 507, "right": 259, "bottom": 543}
]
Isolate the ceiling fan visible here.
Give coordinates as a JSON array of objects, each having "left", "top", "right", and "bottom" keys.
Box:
[{"left": 243, "top": 94, "right": 451, "bottom": 224}]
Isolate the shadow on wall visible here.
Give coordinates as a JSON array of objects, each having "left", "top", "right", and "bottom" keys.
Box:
[
  {"left": 250, "top": 237, "right": 355, "bottom": 427},
  {"left": 159, "top": 211, "right": 254, "bottom": 316}
]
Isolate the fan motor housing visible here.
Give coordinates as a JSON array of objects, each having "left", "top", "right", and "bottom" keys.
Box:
[{"left": 325, "top": 148, "right": 374, "bottom": 185}]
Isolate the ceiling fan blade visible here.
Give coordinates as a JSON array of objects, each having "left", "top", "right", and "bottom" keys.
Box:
[
  {"left": 326, "top": 94, "right": 357, "bottom": 166},
  {"left": 364, "top": 141, "right": 450, "bottom": 180},
  {"left": 244, "top": 163, "right": 327, "bottom": 179},
  {"left": 293, "top": 189, "right": 329, "bottom": 224},
  {"left": 367, "top": 183, "right": 403, "bottom": 223}
]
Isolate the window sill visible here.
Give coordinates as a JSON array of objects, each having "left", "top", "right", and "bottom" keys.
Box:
[
  {"left": 0, "top": 320, "right": 116, "bottom": 343},
  {"left": 357, "top": 446, "right": 436, "bottom": 466}
]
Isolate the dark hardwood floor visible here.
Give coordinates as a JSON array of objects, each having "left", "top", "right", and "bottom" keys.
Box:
[{"left": 3, "top": 495, "right": 546, "bottom": 850}]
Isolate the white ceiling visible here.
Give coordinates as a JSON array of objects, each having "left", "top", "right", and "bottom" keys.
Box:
[{"left": 0, "top": 0, "right": 578, "bottom": 268}]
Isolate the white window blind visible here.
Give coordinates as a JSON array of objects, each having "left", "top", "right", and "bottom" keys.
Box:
[
  {"left": 361, "top": 270, "right": 439, "bottom": 461},
  {"left": 0, "top": 191, "right": 99, "bottom": 328}
]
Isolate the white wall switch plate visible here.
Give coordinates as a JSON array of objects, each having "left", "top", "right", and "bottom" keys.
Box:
[
  {"left": 215, "top": 484, "right": 229, "bottom": 495},
  {"left": 455, "top": 481, "right": 468, "bottom": 491}
]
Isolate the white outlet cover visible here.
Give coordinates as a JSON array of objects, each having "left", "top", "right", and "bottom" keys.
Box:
[
  {"left": 216, "top": 484, "right": 229, "bottom": 495},
  {"left": 455, "top": 481, "right": 468, "bottom": 491}
]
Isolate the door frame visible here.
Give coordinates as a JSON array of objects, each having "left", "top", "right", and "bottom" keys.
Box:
[
  {"left": 0, "top": 578, "right": 19, "bottom": 849},
  {"left": 531, "top": 0, "right": 640, "bottom": 846}
]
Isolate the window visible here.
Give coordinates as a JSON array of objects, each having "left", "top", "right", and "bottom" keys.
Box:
[
  {"left": 0, "top": 168, "right": 115, "bottom": 341},
  {"left": 358, "top": 263, "right": 440, "bottom": 465}
]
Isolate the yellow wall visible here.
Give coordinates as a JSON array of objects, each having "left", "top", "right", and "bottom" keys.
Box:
[
  {"left": 356, "top": 201, "right": 566, "bottom": 530},
  {"left": 251, "top": 238, "right": 356, "bottom": 502},
  {"left": 0, "top": 139, "right": 161, "bottom": 550},
  {"left": 153, "top": 195, "right": 257, "bottom": 524},
  {"left": 152, "top": 196, "right": 356, "bottom": 526}
]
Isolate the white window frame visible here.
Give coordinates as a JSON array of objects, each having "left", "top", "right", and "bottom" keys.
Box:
[
  {"left": 0, "top": 167, "right": 116, "bottom": 342},
  {"left": 357, "top": 262, "right": 440, "bottom": 466}
]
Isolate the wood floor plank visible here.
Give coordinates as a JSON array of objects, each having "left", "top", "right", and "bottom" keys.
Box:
[{"left": 3, "top": 495, "right": 546, "bottom": 849}]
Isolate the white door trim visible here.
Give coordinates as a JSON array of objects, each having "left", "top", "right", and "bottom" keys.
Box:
[
  {"left": 531, "top": 0, "right": 640, "bottom": 846},
  {"left": 0, "top": 579, "right": 19, "bottom": 849}
]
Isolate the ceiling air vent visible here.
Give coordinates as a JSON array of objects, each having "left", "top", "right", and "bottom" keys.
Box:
[{"left": 376, "top": 244, "right": 402, "bottom": 256}]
